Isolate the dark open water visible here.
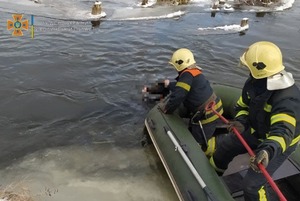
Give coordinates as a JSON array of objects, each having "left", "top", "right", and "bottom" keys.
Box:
[{"left": 0, "top": 0, "right": 299, "bottom": 200}]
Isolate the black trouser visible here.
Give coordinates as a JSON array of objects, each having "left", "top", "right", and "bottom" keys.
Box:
[
  {"left": 175, "top": 104, "right": 221, "bottom": 148},
  {"left": 212, "top": 129, "right": 298, "bottom": 201}
]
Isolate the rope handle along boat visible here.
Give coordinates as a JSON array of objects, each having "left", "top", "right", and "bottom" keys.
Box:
[
  {"left": 163, "top": 127, "right": 220, "bottom": 201},
  {"left": 205, "top": 101, "right": 287, "bottom": 201}
]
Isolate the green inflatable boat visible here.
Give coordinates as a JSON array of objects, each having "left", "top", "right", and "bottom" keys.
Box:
[{"left": 144, "top": 83, "right": 300, "bottom": 201}]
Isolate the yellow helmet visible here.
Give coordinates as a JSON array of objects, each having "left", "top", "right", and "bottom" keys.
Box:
[
  {"left": 169, "top": 48, "right": 196, "bottom": 72},
  {"left": 239, "top": 41, "right": 285, "bottom": 79}
]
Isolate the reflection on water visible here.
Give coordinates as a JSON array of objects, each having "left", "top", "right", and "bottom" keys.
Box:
[
  {"left": 256, "top": 12, "right": 268, "bottom": 17},
  {"left": 91, "top": 20, "right": 101, "bottom": 28}
]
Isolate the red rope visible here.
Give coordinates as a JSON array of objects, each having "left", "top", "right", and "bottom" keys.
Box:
[{"left": 206, "top": 101, "right": 287, "bottom": 201}]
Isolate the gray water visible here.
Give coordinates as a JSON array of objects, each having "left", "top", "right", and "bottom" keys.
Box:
[{"left": 0, "top": 0, "right": 300, "bottom": 200}]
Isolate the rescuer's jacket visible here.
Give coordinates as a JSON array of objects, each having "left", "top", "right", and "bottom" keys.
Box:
[
  {"left": 235, "top": 75, "right": 300, "bottom": 156},
  {"left": 164, "top": 68, "right": 223, "bottom": 124}
]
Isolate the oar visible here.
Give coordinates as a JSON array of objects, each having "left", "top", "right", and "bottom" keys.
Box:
[
  {"left": 205, "top": 101, "right": 287, "bottom": 201},
  {"left": 164, "top": 127, "right": 219, "bottom": 201}
]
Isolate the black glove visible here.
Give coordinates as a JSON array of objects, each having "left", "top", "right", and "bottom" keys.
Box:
[{"left": 227, "top": 120, "right": 245, "bottom": 133}]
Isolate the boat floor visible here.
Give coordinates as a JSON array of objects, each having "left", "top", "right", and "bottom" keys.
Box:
[{"left": 222, "top": 154, "right": 300, "bottom": 201}]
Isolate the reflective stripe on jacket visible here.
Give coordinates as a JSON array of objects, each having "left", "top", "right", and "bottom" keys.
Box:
[
  {"left": 164, "top": 68, "right": 214, "bottom": 114},
  {"left": 235, "top": 76, "right": 300, "bottom": 154}
]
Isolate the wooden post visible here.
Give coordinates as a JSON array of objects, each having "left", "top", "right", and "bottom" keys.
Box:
[
  {"left": 141, "top": 0, "right": 148, "bottom": 5},
  {"left": 212, "top": 1, "right": 219, "bottom": 9},
  {"left": 91, "top": 1, "right": 102, "bottom": 15},
  {"left": 219, "top": 0, "right": 226, "bottom": 5},
  {"left": 240, "top": 18, "right": 249, "bottom": 27}
]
